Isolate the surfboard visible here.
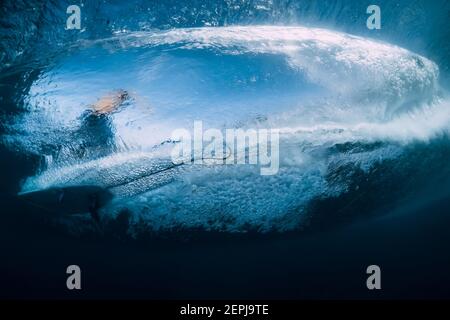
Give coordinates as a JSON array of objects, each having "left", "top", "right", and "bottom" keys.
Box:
[
  {"left": 14, "top": 152, "right": 230, "bottom": 222},
  {"left": 17, "top": 185, "right": 113, "bottom": 220}
]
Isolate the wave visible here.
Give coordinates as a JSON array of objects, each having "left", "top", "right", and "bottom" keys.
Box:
[
  {"left": 4, "top": 26, "right": 450, "bottom": 233},
  {"left": 2, "top": 0, "right": 449, "bottom": 80}
]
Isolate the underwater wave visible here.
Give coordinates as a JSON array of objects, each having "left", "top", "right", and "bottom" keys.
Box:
[{"left": 3, "top": 26, "right": 450, "bottom": 234}]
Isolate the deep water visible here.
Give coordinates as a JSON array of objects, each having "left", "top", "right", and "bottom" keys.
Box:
[{"left": 1, "top": 0, "right": 450, "bottom": 299}]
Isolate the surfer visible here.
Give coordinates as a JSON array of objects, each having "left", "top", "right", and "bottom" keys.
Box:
[
  {"left": 90, "top": 89, "right": 130, "bottom": 116},
  {"left": 76, "top": 89, "right": 130, "bottom": 159},
  {"left": 76, "top": 90, "right": 130, "bottom": 223}
]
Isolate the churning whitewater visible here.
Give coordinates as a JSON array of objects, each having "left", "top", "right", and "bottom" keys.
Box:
[{"left": 6, "top": 26, "right": 449, "bottom": 233}]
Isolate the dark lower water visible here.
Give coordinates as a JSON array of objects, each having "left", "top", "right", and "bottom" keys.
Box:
[
  {"left": 2, "top": 177, "right": 450, "bottom": 299},
  {"left": 2, "top": 138, "right": 450, "bottom": 299}
]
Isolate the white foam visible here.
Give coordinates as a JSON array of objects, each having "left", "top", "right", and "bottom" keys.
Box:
[{"left": 10, "top": 26, "right": 448, "bottom": 232}]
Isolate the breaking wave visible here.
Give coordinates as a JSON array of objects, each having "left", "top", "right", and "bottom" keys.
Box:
[{"left": 3, "top": 25, "right": 450, "bottom": 233}]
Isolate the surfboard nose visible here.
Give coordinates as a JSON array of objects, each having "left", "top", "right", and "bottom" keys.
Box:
[{"left": 17, "top": 185, "right": 114, "bottom": 217}]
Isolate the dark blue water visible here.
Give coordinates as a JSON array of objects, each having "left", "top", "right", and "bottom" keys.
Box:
[{"left": 1, "top": 0, "right": 450, "bottom": 299}]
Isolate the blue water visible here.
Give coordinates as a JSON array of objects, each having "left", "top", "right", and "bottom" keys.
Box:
[
  {"left": 1, "top": 0, "right": 450, "bottom": 298},
  {"left": 3, "top": 23, "right": 448, "bottom": 234}
]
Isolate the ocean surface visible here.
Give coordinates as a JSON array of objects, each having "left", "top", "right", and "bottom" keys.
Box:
[{"left": 1, "top": 0, "right": 450, "bottom": 299}]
